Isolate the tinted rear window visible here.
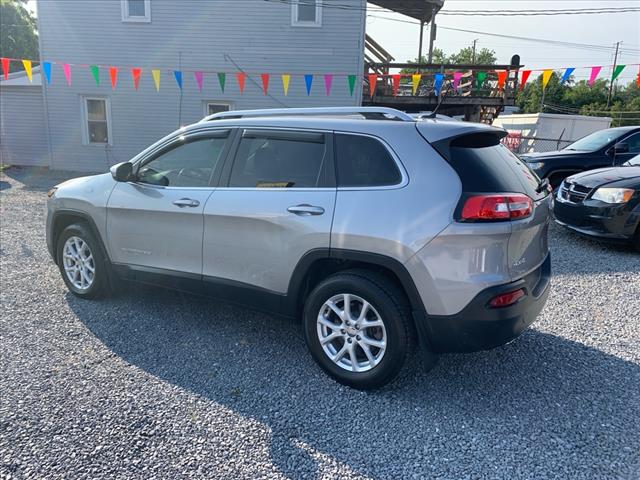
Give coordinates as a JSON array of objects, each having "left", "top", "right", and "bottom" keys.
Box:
[{"left": 335, "top": 134, "right": 401, "bottom": 187}]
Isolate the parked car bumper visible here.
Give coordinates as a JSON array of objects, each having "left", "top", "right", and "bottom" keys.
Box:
[{"left": 415, "top": 253, "right": 551, "bottom": 354}]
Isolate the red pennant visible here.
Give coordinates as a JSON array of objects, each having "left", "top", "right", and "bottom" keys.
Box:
[
  {"left": 637, "top": 66, "right": 640, "bottom": 88},
  {"left": 497, "top": 70, "right": 507, "bottom": 90},
  {"left": 520, "top": 70, "right": 532, "bottom": 91},
  {"left": 236, "top": 72, "right": 246, "bottom": 94},
  {"left": 391, "top": 74, "right": 401, "bottom": 96},
  {"left": 1, "top": 57, "right": 9, "bottom": 80},
  {"left": 261, "top": 73, "right": 269, "bottom": 95},
  {"left": 368, "top": 74, "right": 377, "bottom": 98},
  {"left": 109, "top": 66, "right": 118, "bottom": 90},
  {"left": 132, "top": 68, "right": 141, "bottom": 90}
]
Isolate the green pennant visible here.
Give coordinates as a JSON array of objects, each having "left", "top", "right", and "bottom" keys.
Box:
[
  {"left": 476, "top": 71, "right": 487, "bottom": 90},
  {"left": 347, "top": 74, "right": 356, "bottom": 96},
  {"left": 611, "top": 65, "right": 626, "bottom": 82},
  {"left": 217, "top": 72, "right": 226, "bottom": 92},
  {"left": 90, "top": 65, "right": 100, "bottom": 85}
]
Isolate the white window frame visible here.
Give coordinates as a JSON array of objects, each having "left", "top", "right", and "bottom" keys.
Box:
[
  {"left": 291, "top": 0, "right": 322, "bottom": 27},
  {"left": 81, "top": 96, "right": 113, "bottom": 146},
  {"left": 203, "top": 101, "right": 234, "bottom": 118},
  {"left": 121, "top": 0, "right": 151, "bottom": 23}
]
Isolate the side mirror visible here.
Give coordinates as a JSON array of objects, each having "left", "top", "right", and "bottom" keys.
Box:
[
  {"left": 110, "top": 162, "right": 133, "bottom": 182},
  {"left": 613, "top": 142, "right": 629, "bottom": 154}
]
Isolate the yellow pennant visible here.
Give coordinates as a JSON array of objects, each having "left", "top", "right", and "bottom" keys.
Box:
[
  {"left": 281, "top": 74, "right": 290, "bottom": 95},
  {"left": 542, "top": 69, "right": 553, "bottom": 90},
  {"left": 151, "top": 69, "right": 161, "bottom": 91},
  {"left": 412, "top": 74, "right": 421, "bottom": 95},
  {"left": 22, "top": 59, "right": 33, "bottom": 82}
]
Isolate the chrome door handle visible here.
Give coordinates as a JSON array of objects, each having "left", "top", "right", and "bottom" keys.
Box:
[
  {"left": 173, "top": 198, "right": 200, "bottom": 208},
  {"left": 287, "top": 204, "right": 325, "bottom": 216}
]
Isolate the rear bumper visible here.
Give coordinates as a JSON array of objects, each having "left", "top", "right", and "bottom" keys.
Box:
[{"left": 415, "top": 253, "right": 551, "bottom": 354}]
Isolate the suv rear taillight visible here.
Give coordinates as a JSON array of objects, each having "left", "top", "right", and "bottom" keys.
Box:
[{"left": 460, "top": 194, "right": 533, "bottom": 222}]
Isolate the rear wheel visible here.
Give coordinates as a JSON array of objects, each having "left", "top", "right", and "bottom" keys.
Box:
[{"left": 303, "top": 270, "right": 411, "bottom": 390}]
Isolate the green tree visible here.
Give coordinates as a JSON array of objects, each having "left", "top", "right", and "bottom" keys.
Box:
[
  {"left": 516, "top": 72, "right": 570, "bottom": 113},
  {"left": 400, "top": 46, "right": 497, "bottom": 74},
  {"left": 0, "top": 0, "right": 38, "bottom": 65}
]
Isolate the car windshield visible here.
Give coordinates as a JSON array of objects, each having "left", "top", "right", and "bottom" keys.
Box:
[
  {"left": 624, "top": 154, "right": 640, "bottom": 166},
  {"left": 564, "top": 129, "right": 623, "bottom": 152}
]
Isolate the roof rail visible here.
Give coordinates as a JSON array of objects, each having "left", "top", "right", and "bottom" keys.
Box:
[{"left": 199, "top": 107, "right": 414, "bottom": 123}]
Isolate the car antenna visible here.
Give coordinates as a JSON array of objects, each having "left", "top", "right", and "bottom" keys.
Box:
[{"left": 424, "top": 77, "right": 448, "bottom": 119}]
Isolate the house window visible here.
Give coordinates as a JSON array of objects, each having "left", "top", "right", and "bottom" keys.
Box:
[
  {"left": 121, "top": 0, "right": 151, "bottom": 22},
  {"left": 292, "top": 0, "right": 322, "bottom": 27},
  {"left": 204, "top": 102, "right": 232, "bottom": 117},
  {"left": 82, "top": 97, "right": 112, "bottom": 145}
]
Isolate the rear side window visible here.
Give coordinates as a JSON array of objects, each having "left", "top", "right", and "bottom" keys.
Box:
[
  {"left": 229, "top": 130, "right": 331, "bottom": 188},
  {"left": 335, "top": 134, "right": 401, "bottom": 187}
]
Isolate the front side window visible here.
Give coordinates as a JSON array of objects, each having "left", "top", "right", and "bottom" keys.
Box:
[
  {"left": 622, "top": 133, "right": 640, "bottom": 153},
  {"left": 82, "top": 97, "right": 111, "bottom": 145},
  {"left": 335, "top": 134, "right": 401, "bottom": 187},
  {"left": 229, "top": 130, "right": 329, "bottom": 188},
  {"left": 121, "top": 0, "right": 151, "bottom": 22},
  {"left": 137, "top": 135, "right": 228, "bottom": 187},
  {"left": 292, "top": 0, "right": 322, "bottom": 26}
]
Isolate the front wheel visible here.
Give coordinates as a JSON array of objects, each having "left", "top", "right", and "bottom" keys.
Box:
[{"left": 303, "top": 270, "right": 411, "bottom": 390}]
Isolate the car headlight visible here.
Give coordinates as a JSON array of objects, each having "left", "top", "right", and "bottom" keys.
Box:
[
  {"left": 591, "top": 187, "right": 634, "bottom": 204},
  {"left": 527, "top": 162, "right": 544, "bottom": 170}
]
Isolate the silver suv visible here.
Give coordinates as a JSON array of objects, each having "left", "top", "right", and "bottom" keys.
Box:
[{"left": 47, "top": 107, "right": 552, "bottom": 389}]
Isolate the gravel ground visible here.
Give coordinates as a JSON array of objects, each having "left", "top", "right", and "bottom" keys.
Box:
[{"left": 1, "top": 166, "right": 639, "bottom": 480}]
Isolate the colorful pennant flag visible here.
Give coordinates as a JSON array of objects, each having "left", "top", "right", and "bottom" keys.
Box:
[
  {"left": 236, "top": 72, "right": 246, "bottom": 93},
  {"left": 588, "top": 66, "right": 602, "bottom": 87},
  {"left": 541, "top": 69, "right": 553, "bottom": 90},
  {"left": 42, "top": 62, "right": 52, "bottom": 84},
  {"left": 62, "top": 63, "right": 72, "bottom": 86},
  {"left": 520, "top": 70, "right": 532, "bottom": 90},
  {"left": 304, "top": 74, "right": 313, "bottom": 95},
  {"left": 391, "top": 74, "right": 401, "bottom": 96},
  {"left": 194, "top": 71, "right": 204, "bottom": 92},
  {"left": 22, "top": 60, "right": 32, "bottom": 82},
  {"left": 611, "top": 65, "right": 626, "bottom": 83},
  {"left": 411, "top": 74, "right": 421, "bottom": 95},
  {"left": 90, "top": 65, "right": 100, "bottom": 85},
  {"left": 261, "top": 73, "right": 269, "bottom": 95},
  {"left": 476, "top": 71, "right": 487, "bottom": 90},
  {"left": 109, "top": 66, "right": 118, "bottom": 90},
  {"left": 173, "top": 70, "right": 183, "bottom": 90},
  {"left": 152, "top": 69, "right": 161, "bottom": 91},
  {"left": 324, "top": 74, "right": 333, "bottom": 96},
  {"left": 453, "top": 72, "right": 463, "bottom": 91},
  {"left": 637, "top": 66, "right": 640, "bottom": 87},
  {"left": 347, "top": 74, "right": 356, "bottom": 96},
  {"left": 1, "top": 58, "right": 9, "bottom": 80},
  {"left": 368, "top": 73, "right": 377, "bottom": 97},
  {"left": 560, "top": 68, "right": 574, "bottom": 84},
  {"left": 218, "top": 72, "right": 226, "bottom": 92},
  {"left": 132, "top": 67, "right": 142, "bottom": 90},
  {"left": 497, "top": 70, "right": 507, "bottom": 90},
  {"left": 281, "top": 74, "right": 290, "bottom": 95},
  {"left": 434, "top": 73, "right": 444, "bottom": 96}
]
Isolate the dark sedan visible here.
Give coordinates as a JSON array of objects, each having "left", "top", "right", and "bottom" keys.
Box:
[
  {"left": 522, "top": 126, "right": 640, "bottom": 189},
  {"left": 554, "top": 154, "right": 640, "bottom": 250}
]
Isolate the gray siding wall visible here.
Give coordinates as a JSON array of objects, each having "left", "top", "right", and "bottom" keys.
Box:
[
  {"left": 0, "top": 86, "right": 50, "bottom": 167},
  {"left": 37, "top": 0, "right": 366, "bottom": 172}
]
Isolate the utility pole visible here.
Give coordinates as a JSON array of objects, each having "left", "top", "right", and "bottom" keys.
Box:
[
  {"left": 427, "top": 7, "right": 437, "bottom": 63},
  {"left": 472, "top": 39, "right": 478, "bottom": 64},
  {"left": 607, "top": 41, "right": 620, "bottom": 108},
  {"left": 418, "top": 20, "right": 424, "bottom": 70}
]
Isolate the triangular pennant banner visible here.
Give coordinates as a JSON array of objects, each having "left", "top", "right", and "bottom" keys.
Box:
[
  {"left": 347, "top": 75, "right": 356, "bottom": 96},
  {"left": 43, "top": 62, "right": 52, "bottom": 84},
  {"left": 62, "top": 63, "right": 72, "bottom": 86},
  {"left": 218, "top": 72, "right": 226, "bottom": 92},
  {"left": 453, "top": 72, "right": 463, "bottom": 91},
  {"left": 152, "top": 69, "right": 161, "bottom": 91},
  {"left": 560, "top": 68, "right": 574, "bottom": 84},
  {"left": 520, "top": 70, "right": 532, "bottom": 90},
  {"left": 541, "top": 69, "right": 553, "bottom": 90},
  {"left": 1, "top": 58, "right": 9, "bottom": 80},
  {"left": 434, "top": 73, "right": 444, "bottom": 96},
  {"left": 173, "top": 70, "right": 183, "bottom": 89},
  {"left": 132, "top": 68, "right": 142, "bottom": 90},
  {"left": 22, "top": 60, "right": 32, "bottom": 82},
  {"left": 391, "top": 74, "right": 401, "bottom": 96},
  {"left": 611, "top": 65, "right": 626, "bottom": 82},
  {"left": 281, "top": 74, "right": 290, "bottom": 95},
  {"left": 194, "top": 71, "right": 204, "bottom": 92},
  {"left": 236, "top": 72, "right": 246, "bottom": 93},
  {"left": 497, "top": 70, "right": 507, "bottom": 90},
  {"left": 411, "top": 74, "right": 421, "bottom": 95},
  {"left": 90, "top": 65, "right": 100, "bottom": 85},
  {"left": 261, "top": 73, "right": 269, "bottom": 95},
  {"left": 304, "top": 74, "right": 313, "bottom": 95},
  {"left": 109, "top": 66, "right": 118, "bottom": 90},
  {"left": 368, "top": 74, "right": 377, "bottom": 97},
  {"left": 637, "top": 66, "right": 640, "bottom": 88},
  {"left": 588, "top": 66, "right": 602, "bottom": 87},
  {"left": 476, "top": 71, "right": 487, "bottom": 90},
  {"left": 324, "top": 74, "right": 333, "bottom": 96}
]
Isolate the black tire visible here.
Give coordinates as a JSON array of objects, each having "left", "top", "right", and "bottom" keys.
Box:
[
  {"left": 56, "top": 223, "right": 110, "bottom": 299},
  {"left": 633, "top": 225, "right": 640, "bottom": 253},
  {"left": 303, "top": 269, "right": 411, "bottom": 390}
]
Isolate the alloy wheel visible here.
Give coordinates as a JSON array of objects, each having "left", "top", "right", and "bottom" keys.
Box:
[{"left": 62, "top": 236, "right": 95, "bottom": 291}]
